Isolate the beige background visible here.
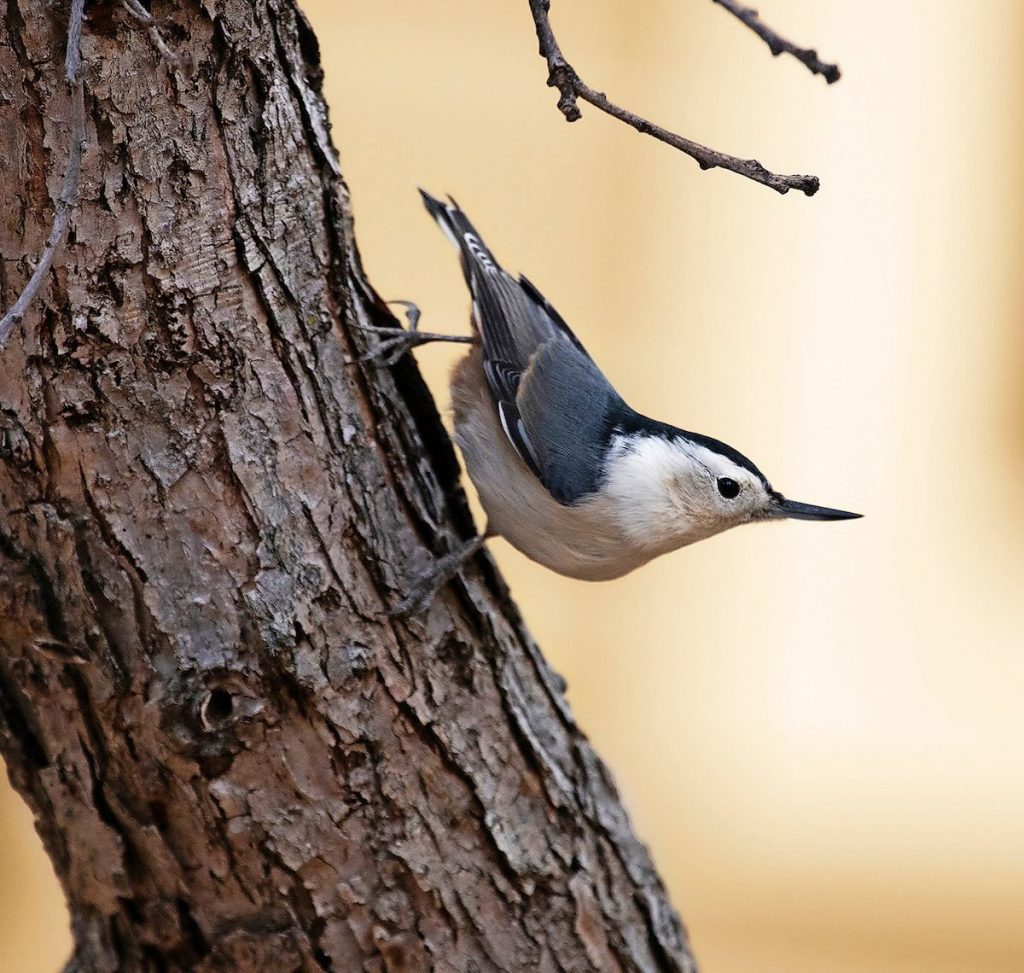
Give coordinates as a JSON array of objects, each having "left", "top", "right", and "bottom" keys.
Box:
[{"left": 3, "top": 1, "right": 1023, "bottom": 970}]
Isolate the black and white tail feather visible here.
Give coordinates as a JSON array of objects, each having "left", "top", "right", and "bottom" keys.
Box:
[{"left": 420, "top": 190, "right": 624, "bottom": 505}]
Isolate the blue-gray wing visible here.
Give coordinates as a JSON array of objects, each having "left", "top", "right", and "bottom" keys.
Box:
[
  {"left": 515, "top": 337, "right": 624, "bottom": 505},
  {"left": 421, "top": 190, "right": 622, "bottom": 504}
]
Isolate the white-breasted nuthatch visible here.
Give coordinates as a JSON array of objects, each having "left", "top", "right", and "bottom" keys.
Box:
[{"left": 369, "top": 192, "right": 860, "bottom": 613}]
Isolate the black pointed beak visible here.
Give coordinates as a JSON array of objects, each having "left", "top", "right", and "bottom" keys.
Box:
[{"left": 771, "top": 495, "right": 862, "bottom": 522}]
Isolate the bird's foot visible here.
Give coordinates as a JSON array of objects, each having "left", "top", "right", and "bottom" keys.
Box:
[
  {"left": 389, "top": 536, "right": 487, "bottom": 617},
  {"left": 388, "top": 299, "right": 423, "bottom": 332},
  {"left": 356, "top": 300, "right": 471, "bottom": 367}
]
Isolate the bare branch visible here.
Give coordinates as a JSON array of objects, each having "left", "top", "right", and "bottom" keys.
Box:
[
  {"left": 65, "top": 0, "right": 85, "bottom": 82},
  {"left": 121, "top": 0, "right": 193, "bottom": 72},
  {"left": 711, "top": 0, "right": 840, "bottom": 83},
  {"left": 0, "top": 0, "right": 86, "bottom": 349},
  {"left": 527, "top": 0, "right": 821, "bottom": 196},
  {"left": 120, "top": 0, "right": 153, "bottom": 23}
]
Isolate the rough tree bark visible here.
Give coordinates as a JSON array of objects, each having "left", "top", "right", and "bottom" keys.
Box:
[{"left": 0, "top": 3, "right": 696, "bottom": 971}]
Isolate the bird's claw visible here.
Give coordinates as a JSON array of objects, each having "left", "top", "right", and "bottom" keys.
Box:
[
  {"left": 387, "top": 563, "right": 450, "bottom": 617},
  {"left": 387, "top": 537, "right": 487, "bottom": 617},
  {"left": 388, "top": 586, "right": 435, "bottom": 618},
  {"left": 358, "top": 329, "right": 427, "bottom": 367},
  {"left": 355, "top": 318, "right": 472, "bottom": 367},
  {"left": 356, "top": 300, "right": 424, "bottom": 366},
  {"left": 386, "top": 299, "right": 422, "bottom": 332}
]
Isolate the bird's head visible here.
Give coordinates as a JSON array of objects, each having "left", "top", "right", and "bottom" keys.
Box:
[{"left": 603, "top": 424, "right": 860, "bottom": 552}]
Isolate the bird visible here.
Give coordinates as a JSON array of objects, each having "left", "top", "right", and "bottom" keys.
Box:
[{"left": 363, "top": 191, "right": 860, "bottom": 614}]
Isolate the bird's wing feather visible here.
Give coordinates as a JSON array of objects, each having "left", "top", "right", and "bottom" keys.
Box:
[
  {"left": 518, "top": 274, "right": 593, "bottom": 359},
  {"left": 515, "top": 338, "right": 622, "bottom": 505},
  {"left": 483, "top": 357, "right": 542, "bottom": 479},
  {"left": 422, "top": 191, "right": 620, "bottom": 504}
]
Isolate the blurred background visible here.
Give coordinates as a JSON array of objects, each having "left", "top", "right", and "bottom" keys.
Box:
[{"left": 3, "top": 1, "right": 1023, "bottom": 970}]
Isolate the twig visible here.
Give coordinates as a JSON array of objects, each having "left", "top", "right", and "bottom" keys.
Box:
[
  {"left": 0, "top": 0, "right": 87, "bottom": 349},
  {"left": 527, "top": 0, "right": 820, "bottom": 196},
  {"left": 711, "top": 0, "right": 840, "bottom": 83},
  {"left": 120, "top": 0, "right": 154, "bottom": 24},
  {"left": 65, "top": 0, "right": 85, "bottom": 82},
  {"left": 120, "top": 0, "right": 189, "bottom": 71}
]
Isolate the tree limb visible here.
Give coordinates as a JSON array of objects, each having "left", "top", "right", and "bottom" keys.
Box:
[
  {"left": 527, "top": 0, "right": 821, "bottom": 196},
  {"left": 711, "top": 0, "right": 840, "bottom": 83}
]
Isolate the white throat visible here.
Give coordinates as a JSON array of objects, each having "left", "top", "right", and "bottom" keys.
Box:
[{"left": 601, "top": 434, "right": 736, "bottom": 552}]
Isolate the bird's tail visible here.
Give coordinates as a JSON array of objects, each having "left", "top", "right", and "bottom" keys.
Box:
[{"left": 419, "top": 189, "right": 503, "bottom": 286}]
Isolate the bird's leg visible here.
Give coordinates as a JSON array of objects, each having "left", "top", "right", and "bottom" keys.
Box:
[
  {"left": 389, "top": 533, "right": 490, "bottom": 617},
  {"left": 356, "top": 300, "right": 472, "bottom": 367}
]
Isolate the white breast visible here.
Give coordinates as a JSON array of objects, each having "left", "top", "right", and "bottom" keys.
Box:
[{"left": 450, "top": 351, "right": 669, "bottom": 581}]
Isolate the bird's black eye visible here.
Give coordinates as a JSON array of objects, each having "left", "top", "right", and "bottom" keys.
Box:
[{"left": 717, "top": 477, "right": 740, "bottom": 499}]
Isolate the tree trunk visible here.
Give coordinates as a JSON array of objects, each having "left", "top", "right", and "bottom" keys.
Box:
[{"left": 0, "top": 3, "right": 696, "bottom": 970}]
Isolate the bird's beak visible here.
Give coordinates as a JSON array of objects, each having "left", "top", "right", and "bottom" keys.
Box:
[{"left": 770, "top": 494, "right": 862, "bottom": 522}]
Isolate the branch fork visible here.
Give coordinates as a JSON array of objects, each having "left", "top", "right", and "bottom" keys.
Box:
[{"left": 529, "top": 0, "right": 838, "bottom": 197}]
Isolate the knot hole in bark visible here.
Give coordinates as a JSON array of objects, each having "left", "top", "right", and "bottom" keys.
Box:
[
  {"left": 201, "top": 687, "right": 234, "bottom": 729},
  {"left": 194, "top": 674, "right": 263, "bottom": 736}
]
